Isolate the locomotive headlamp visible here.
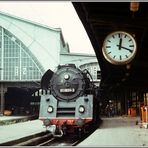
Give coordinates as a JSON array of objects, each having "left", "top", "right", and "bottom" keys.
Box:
[
  {"left": 79, "top": 105, "right": 85, "bottom": 113},
  {"left": 47, "top": 106, "right": 54, "bottom": 113},
  {"left": 64, "top": 74, "right": 70, "bottom": 80}
]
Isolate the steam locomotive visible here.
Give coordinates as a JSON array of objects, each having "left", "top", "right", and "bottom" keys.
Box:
[{"left": 39, "top": 64, "right": 100, "bottom": 137}]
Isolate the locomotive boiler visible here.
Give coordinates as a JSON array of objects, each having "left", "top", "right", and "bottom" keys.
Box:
[{"left": 39, "top": 64, "right": 100, "bottom": 137}]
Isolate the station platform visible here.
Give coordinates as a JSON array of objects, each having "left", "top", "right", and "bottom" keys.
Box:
[
  {"left": 78, "top": 116, "right": 148, "bottom": 147},
  {"left": 0, "top": 115, "right": 36, "bottom": 126},
  {"left": 1, "top": 116, "right": 148, "bottom": 146},
  {"left": 0, "top": 116, "right": 47, "bottom": 144}
]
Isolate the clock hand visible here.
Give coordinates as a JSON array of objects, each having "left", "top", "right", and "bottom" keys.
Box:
[
  {"left": 117, "top": 45, "right": 133, "bottom": 53},
  {"left": 118, "top": 38, "right": 122, "bottom": 50}
]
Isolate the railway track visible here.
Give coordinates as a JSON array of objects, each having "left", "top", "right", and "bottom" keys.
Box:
[
  {"left": 14, "top": 133, "right": 81, "bottom": 146},
  {"left": 38, "top": 126, "right": 97, "bottom": 146},
  {"left": 0, "top": 131, "right": 81, "bottom": 146},
  {"left": 38, "top": 135, "right": 80, "bottom": 146},
  {"left": 0, "top": 131, "right": 51, "bottom": 146},
  {"left": 1, "top": 122, "right": 100, "bottom": 146},
  {"left": 14, "top": 132, "right": 53, "bottom": 146}
]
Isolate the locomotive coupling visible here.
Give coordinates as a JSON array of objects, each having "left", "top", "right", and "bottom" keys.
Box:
[{"left": 52, "top": 125, "right": 64, "bottom": 138}]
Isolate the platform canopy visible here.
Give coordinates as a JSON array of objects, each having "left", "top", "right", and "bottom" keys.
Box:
[{"left": 73, "top": 2, "right": 148, "bottom": 92}]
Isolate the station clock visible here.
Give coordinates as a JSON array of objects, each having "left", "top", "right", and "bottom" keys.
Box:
[{"left": 102, "top": 31, "right": 137, "bottom": 65}]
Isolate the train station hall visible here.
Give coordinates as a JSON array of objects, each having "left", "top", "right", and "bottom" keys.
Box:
[
  {"left": 1, "top": 1, "right": 148, "bottom": 147},
  {"left": 0, "top": 11, "right": 100, "bottom": 117}
]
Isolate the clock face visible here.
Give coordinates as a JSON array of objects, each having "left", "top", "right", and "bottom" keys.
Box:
[{"left": 102, "top": 31, "right": 137, "bottom": 65}]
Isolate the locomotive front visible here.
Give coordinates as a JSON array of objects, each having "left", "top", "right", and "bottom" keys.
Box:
[
  {"left": 39, "top": 64, "right": 98, "bottom": 136},
  {"left": 50, "top": 64, "right": 90, "bottom": 101}
]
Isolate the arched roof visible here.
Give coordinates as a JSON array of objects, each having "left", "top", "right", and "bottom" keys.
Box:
[{"left": 0, "top": 11, "right": 65, "bottom": 71}]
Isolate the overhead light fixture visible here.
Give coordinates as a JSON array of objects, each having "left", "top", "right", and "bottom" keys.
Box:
[{"left": 130, "top": 1, "right": 140, "bottom": 12}]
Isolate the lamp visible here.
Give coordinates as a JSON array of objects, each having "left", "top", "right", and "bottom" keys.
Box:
[{"left": 130, "top": 1, "right": 140, "bottom": 12}]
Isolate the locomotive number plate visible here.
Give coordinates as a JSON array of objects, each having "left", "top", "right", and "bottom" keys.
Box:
[{"left": 60, "top": 88, "right": 75, "bottom": 93}]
